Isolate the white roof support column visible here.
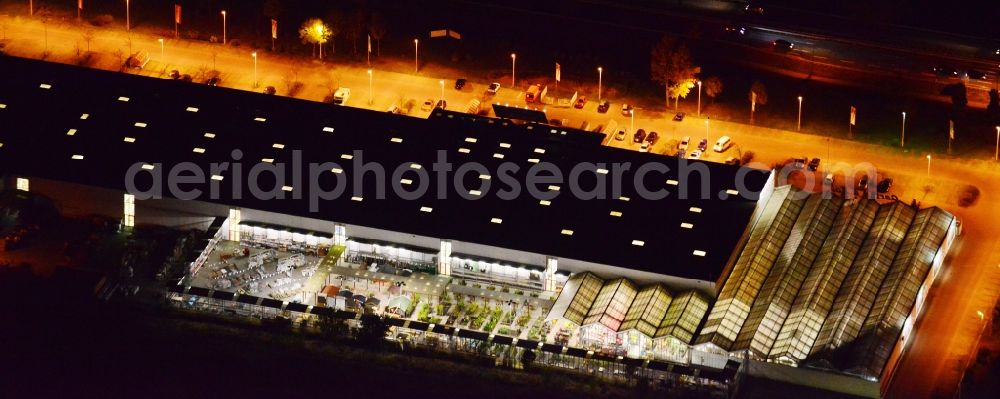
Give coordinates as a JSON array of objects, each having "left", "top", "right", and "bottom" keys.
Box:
[
  {"left": 123, "top": 193, "right": 135, "bottom": 229},
  {"left": 438, "top": 240, "right": 453, "bottom": 276},
  {"left": 544, "top": 256, "right": 558, "bottom": 292},
  {"left": 228, "top": 208, "right": 241, "bottom": 242},
  {"left": 333, "top": 223, "right": 347, "bottom": 246}
]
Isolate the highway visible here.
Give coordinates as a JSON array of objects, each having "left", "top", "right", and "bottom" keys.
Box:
[{"left": 1, "top": 10, "right": 999, "bottom": 398}]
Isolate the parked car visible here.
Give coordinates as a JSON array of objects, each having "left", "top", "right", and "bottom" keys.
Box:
[
  {"left": 678, "top": 136, "right": 691, "bottom": 151},
  {"left": 791, "top": 157, "right": 807, "bottom": 169},
  {"left": 574, "top": 96, "right": 587, "bottom": 109},
  {"left": 486, "top": 82, "right": 500, "bottom": 95},
  {"left": 858, "top": 175, "right": 870, "bottom": 191},
  {"left": 333, "top": 87, "right": 350, "bottom": 105},
  {"left": 646, "top": 131, "right": 659, "bottom": 145},
  {"left": 877, "top": 178, "right": 893, "bottom": 193},
  {"left": 421, "top": 98, "right": 435, "bottom": 111},
  {"left": 633, "top": 129, "right": 646, "bottom": 143},
  {"left": 597, "top": 100, "right": 611, "bottom": 113},
  {"left": 713, "top": 136, "right": 732, "bottom": 152},
  {"left": 387, "top": 105, "right": 402, "bottom": 114},
  {"left": 263, "top": 86, "right": 276, "bottom": 95},
  {"left": 745, "top": 4, "right": 764, "bottom": 14},
  {"left": 807, "top": 158, "right": 821, "bottom": 171},
  {"left": 673, "top": 112, "right": 685, "bottom": 121},
  {"left": 640, "top": 142, "right": 650, "bottom": 153},
  {"left": 168, "top": 69, "right": 181, "bottom": 79},
  {"left": 455, "top": 78, "right": 467, "bottom": 90},
  {"left": 697, "top": 138, "right": 708, "bottom": 152},
  {"left": 688, "top": 150, "right": 702, "bottom": 160},
  {"left": 621, "top": 103, "right": 633, "bottom": 116},
  {"left": 773, "top": 39, "right": 793, "bottom": 51},
  {"left": 615, "top": 130, "right": 626, "bottom": 141},
  {"left": 205, "top": 76, "right": 221, "bottom": 86},
  {"left": 436, "top": 99, "right": 447, "bottom": 109}
]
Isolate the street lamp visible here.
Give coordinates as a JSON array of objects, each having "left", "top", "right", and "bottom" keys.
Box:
[
  {"left": 125, "top": 0, "right": 130, "bottom": 32},
  {"left": 796, "top": 96, "right": 803, "bottom": 131},
  {"left": 994, "top": 126, "right": 999, "bottom": 161},
  {"left": 926, "top": 154, "right": 931, "bottom": 178},
  {"left": 158, "top": 38, "right": 164, "bottom": 61},
  {"left": 597, "top": 67, "right": 603, "bottom": 101},
  {"left": 413, "top": 39, "right": 419, "bottom": 73},
  {"left": 705, "top": 118, "right": 710, "bottom": 141},
  {"left": 511, "top": 53, "right": 516, "bottom": 88},
  {"left": 368, "top": 69, "right": 373, "bottom": 106},
  {"left": 251, "top": 52, "right": 258, "bottom": 88},
  {"left": 697, "top": 80, "right": 702, "bottom": 116},
  {"left": 630, "top": 107, "right": 635, "bottom": 133},
  {"left": 901, "top": 112, "right": 907, "bottom": 148},
  {"left": 439, "top": 79, "right": 445, "bottom": 104},
  {"left": 221, "top": 10, "right": 227, "bottom": 45}
]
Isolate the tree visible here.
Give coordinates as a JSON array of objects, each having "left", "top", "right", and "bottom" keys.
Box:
[
  {"left": 749, "top": 80, "right": 768, "bottom": 107},
  {"left": 298, "top": 19, "right": 331, "bottom": 59},
  {"left": 703, "top": 76, "right": 723, "bottom": 100},
  {"left": 324, "top": 10, "right": 344, "bottom": 55},
  {"left": 81, "top": 30, "right": 94, "bottom": 53},
  {"left": 369, "top": 12, "right": 387, "bottom": 57},
  {"left": 344, "top": 12, "right": 365, "bottom": 55},
  {"left": 650, "top": 36, "right": 700, "bottom": 111},
  {"left": 941, "top": 83, "right": 968, "bottom": 109},
  {"left": 357, "top": 313, "right": 389, "bottom": 348}
]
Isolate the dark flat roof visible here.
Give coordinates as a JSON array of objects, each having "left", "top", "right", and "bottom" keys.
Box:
[{"left": 0, "top": 56, "right": 768, "bottom": 282}]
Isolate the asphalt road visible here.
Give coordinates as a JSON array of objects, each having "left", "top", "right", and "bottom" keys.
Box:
[{"left": 2, "top": 12, "right": 999, "bottom": 399}]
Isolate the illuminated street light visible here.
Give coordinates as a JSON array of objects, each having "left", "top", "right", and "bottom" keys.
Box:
[
  {"left": 221, "top": 10, "right": 227, "bottom": 45},
  {"left": 413, "top": 39, "right": 419, "bottom": 73},
  {"left": 252, "top": 52, "right": 258, "bottom": 88},
  {"left": 597, "top": 67, "right": 603, "bottom": 102},
  {"left": 797, "top": 96, "right": 803, "bottom": 131},
  {"left": 926, "top": 154, "right": 931, "bottom": 178},
  {"left": 439, "top": 79, "right": 445, "bottom": 105},
  {"left": 158, "top": 38, "right": 164, "bottom": 61},
  {"left": 901, "top": 111, "right": 907, "bottom": 148},
  {"left": 978, "top": 310, "right": 985, "bottom": 321},
  {"left": 511, "top": 53, "right": 517, "bottom": 88},
  {"left": 630, "top": 107, "right": 635, "bottom": 133},
  {"left": 368, "top": 69, "right": 374, "bottom": 106},
  {"left": 697, "top": 80, "right": 702, "bottom": 117}
]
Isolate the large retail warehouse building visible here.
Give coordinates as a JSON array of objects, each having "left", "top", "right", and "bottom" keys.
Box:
[{"left": 0, "top": 56, "right": 957, "bottom": 397}]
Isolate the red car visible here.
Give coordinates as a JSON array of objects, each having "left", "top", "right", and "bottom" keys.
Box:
[{"left": 574, "top": 96, "right": 587, "bottom": 109}]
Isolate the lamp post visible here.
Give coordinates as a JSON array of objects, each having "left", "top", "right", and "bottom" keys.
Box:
[
  {"left": 158, "top": 38, "right": 164, "bottom": 60},
  {"left": 511, "top": 53, "right": 517, "bottom": 88},
  {"left": 368, "top": 69, "right": 373, "bottom": 106},
  {"left": 439, "top": 79, "right": 445, "bottom": 104},
  {"left": 125, "top": 0, "right": 130, "bottom": 32},
  {"left": 252, "top": 52, "right": 258, "bottom": 88},
  {"left": 221, "top": 10, "right": 227, "bottom": 45},
  {"left": 629, "top": 107, "right": 635, "bottom": 133},
  {"left": 901, "top": 111, "right": 907, "bottom": 148},
  {"left": 413, "top": 39, "right": 419, "bottom": 73},
  {"left": 926, "top": 154, "right": 931, "bottom": 178},
  {"left": 697, "top": 80, "right": 702, "bottom": 116},
  {"left": 995, "top": 126, "right": 999, "bottom": 161},
  {"left": 705, "top": 118, "right": 710, "bottom": 141},
  {"left": 796, "top": 96, "right": 803, "bottom": 131},
  {"left": 597, "top": 67, "right": 603, "bottom": 101}
]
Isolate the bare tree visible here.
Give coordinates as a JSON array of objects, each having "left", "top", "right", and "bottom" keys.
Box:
[
  {"left": 650, "top": 36, "right": 700, "bottom": 111},
  {"left": 325, "top": 9, "right": 344, "bottom": 55},
  {"left": 369, "top": 12, "right": 387, "bottom": 57},
  {"left": 749, "top": 81, "right": 768, "bottom": 106},
  {"left": 82, "top": 30, "right": 94, "bottom": 53},
  {"left": 344, "top": 12, "right": 365, "bottom": 55},
  {"left": 282, "top": 66, "right": 301, "bottom": 97}
]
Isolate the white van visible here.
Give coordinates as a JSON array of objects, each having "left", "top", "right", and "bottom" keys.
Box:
[
  {"left": 713, "top": 136, "right": 732, "bottom": 152},
  {"left": 333, "top": 88, "right": 351, "bottom": 105}
]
